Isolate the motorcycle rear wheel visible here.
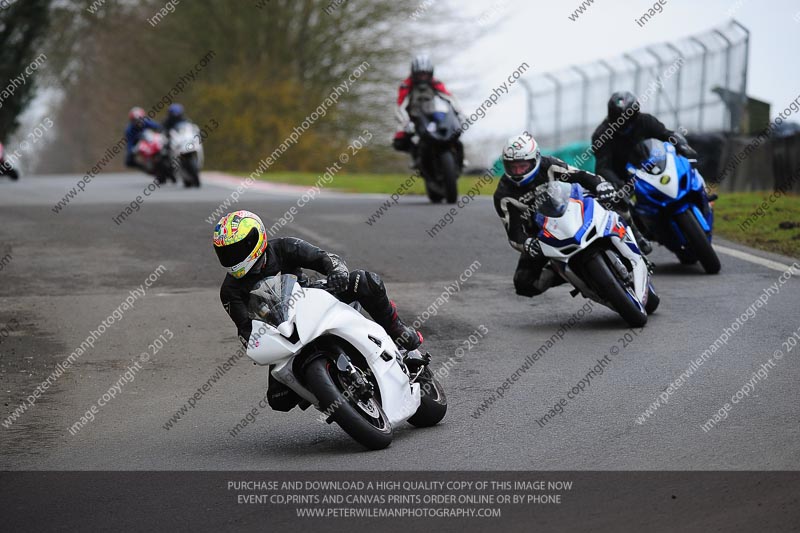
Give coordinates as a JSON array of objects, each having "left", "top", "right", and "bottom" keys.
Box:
[
  {"left": 304, "top": 357, "right": 393, "bottom": 450},
  {"left": 407, "top": 367, "right": 447, "bottom": 428},
  {"left": 645, "top": 284, "right": 660, "bottom": 315},
  {"left": 584, "top": 251, "right": 647, "bottom": 327}
]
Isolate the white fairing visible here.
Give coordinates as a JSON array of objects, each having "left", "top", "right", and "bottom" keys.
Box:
[
  {"left": 539, "top": 197, "right": 650, "bottom": 310},
  {"left": 631, "top": 143, "right": 679, "bottom": 199},
  {"left": 170, "top": 122, "right": 204, "bottom": 167},
  {"left": 246, "top": 285, "right": 421, "bottom": 426}
]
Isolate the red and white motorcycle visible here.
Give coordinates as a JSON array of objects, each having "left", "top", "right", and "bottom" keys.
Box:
[
  {"left": 245, "top": 274, "right": 447, "bottom": 450},
  {"left": 133, "top": 129, "right": 173, "bottom": 184}
]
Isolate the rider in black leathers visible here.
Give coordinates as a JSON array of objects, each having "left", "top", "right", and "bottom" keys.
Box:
[
  {"left": 493, "top": 133, "right": 617, "bottom": 298},
  {"left": 591, "top": 92, "right": 698, "bottom": 253},
  {"left": 591, "top": 91, "right": 697, "bottom": 190},
  {"left": 214, "top": 211, "right": 421, "bottom": 411}
]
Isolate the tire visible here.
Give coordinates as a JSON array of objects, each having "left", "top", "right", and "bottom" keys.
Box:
[
  {"left": 304, "top": 357, "right": 393, "bottom": 450},
  {"left": 438, "top": 150, "right": 459, "bottom": 204},
  {"left": 407, "top": 367, "right": 447, "bottom": 428},
  {"left": 425, "top": 183, "right": 444, "bottom": 203},
  {"left": 181, "top": 153, "right": 200, "bottom": 187},
  {"left": 676, "top": 252, "right": 697, "bottom": 265},
  {"left": 645, "top": 284, "right": 660, "bottom": 315},
  {"left": 584, "top": 252, "right": 647, "bottom": 327},
  {"left": 674, "top": 210, "right": 720, "bottom": 274}
]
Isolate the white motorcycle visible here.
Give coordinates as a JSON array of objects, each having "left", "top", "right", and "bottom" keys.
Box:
[
  {"left": 245, "top": 274, "right": 447, "bottom": 450},
  {"left": 527, "top": 181, "right": 659, "bottom": 327},
  {"left": 167, "top": 121, "right": 203, "bottom": 187}
]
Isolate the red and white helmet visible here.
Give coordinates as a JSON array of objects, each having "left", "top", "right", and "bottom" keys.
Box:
[
  {"left": 128, "top": 107, "right": 146, "bottom": 123},
  {"left": 502, "top": 133, "right": 541, "bottom": 186}
]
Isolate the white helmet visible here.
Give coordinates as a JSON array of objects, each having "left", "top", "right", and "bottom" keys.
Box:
[{"left": 502, "top": 133, "right": 541, "bottom": 186}]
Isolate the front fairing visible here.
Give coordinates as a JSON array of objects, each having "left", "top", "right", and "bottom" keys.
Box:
[{"left": 246, "top": 286, "right": 420, "bottom": 425}]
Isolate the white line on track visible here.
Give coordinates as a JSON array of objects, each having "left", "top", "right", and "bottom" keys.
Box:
[
  {"left": 714, "top": 244, "right": 799, "bottom": 273},
  {"left": 290, "top": 223, "right": 345, "bottom": 251}
]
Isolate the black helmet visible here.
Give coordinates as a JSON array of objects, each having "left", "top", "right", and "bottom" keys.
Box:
[
  {"left": 411, "top": 54, "right": 433, "bottom": 83},
  {"left": 608, "top": 91, "right": 640, "bottom": 122}
]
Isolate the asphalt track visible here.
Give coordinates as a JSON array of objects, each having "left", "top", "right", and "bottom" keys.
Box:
[{"left": 1, "top": 172, "right": 799, "bottom": 474}]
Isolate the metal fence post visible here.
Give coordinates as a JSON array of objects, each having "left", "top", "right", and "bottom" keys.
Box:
[
  {"left": 690, "top": 37, "right": 709, "bottom": 131},
  {"left": 572, "top": 66, "right": 590, "bottom": 139},
  {"left": 545, "top": 73, "right": 562, "bottom": 147}
]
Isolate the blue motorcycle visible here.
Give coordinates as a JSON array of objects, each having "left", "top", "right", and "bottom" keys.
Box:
[{"left": 626, "top": 139, "right": 721, "bottom": 274}]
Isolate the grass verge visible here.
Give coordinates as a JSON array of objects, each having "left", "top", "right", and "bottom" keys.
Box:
[{"left": 713, "top": 191, "right": 800, "bottom": 258}]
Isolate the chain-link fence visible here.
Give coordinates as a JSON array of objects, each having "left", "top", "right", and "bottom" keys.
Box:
[{"left": 521, "top": 20, "right": 750, "bottom": 149}]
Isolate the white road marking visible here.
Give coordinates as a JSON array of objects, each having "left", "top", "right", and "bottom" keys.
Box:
[
  {"left": 289, "top": 224, "right": 344, "bottom": 251},
  {"left": 714, "top": 244, "right": 799, "bottom": 273}
]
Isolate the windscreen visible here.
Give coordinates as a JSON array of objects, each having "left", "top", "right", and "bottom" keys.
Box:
[
  {"left": 248, "top": 274, "right": 298, "bottom": 327},
  {"left": 630, "top": 138, "right": 668, "bottom": 175},
  {"left": 534, "top": 181, "right": 572, "bottom": 218}
]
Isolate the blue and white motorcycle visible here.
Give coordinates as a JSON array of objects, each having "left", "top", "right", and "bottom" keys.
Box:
[
  {"left": 626, "top": 139, "right": 721, "bottom": 274},
  {"left": 532, "top": 181, "right": 659, "bottom": 327}
]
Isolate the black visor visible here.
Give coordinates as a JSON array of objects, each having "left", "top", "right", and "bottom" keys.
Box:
[{"left": 214, "top": 227, "right": 260, "bottom": 267}]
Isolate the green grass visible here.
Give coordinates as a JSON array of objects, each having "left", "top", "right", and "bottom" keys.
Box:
[
  {"left": 713, "top": 191, "right": 800, "bottom": 258},
  {"left": 230, "top": 171, "right": 497, "bottom": 196}
]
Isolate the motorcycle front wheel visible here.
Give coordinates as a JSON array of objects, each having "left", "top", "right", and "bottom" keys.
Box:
[
  {"left": 437, "top": 150, "right": 459, "bottom": 204},
  {"left": 674, "top": 210, "right": 720, "bottom": 274},
  {"left": 304, "top": 357, "right": 393, "bottom": 450},
  {"left": 181, "top": 153, "right": 201, "bottom": 188},
  {"left": 584, "top": 251, "right": 648, "bottom": 327}
]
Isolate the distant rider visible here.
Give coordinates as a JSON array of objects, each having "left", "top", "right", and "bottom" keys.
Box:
[
  {"left": 162, "top": 103, "right": 189, "bottom": 135},
  {"left": 124, "top": 106, "right": 161, "bottom": 171},
  {"left": 213, "top": 210, "right": 423, "bottom": 411},
  {"left": 493, "top": 133, "right": 618, "bottom": 298},
  {"left": 392, "top": 54, "right": 464, "bottom": 161}
]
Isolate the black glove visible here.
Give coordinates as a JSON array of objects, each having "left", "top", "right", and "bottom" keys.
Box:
[
  {"left": 326, "top": 254, "right": 349, "bottom": 293},
  {"left": 672, "top": 133, "right": 697, "bottom": 159},
  {"left": 523, "top": 238, "right": 542, "bottom": 259},
  {"left": 677, "top": 144, "right": 698, "bottom": 159},
  {"left": 595, "top": 181, "right": 617, "bottom": 204}
]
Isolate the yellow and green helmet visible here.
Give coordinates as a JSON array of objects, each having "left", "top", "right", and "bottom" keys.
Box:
[{"left": 213, "top": 210, "right": 268, "bottom": 278}]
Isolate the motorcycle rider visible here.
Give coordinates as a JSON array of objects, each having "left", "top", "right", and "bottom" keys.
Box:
[
  {"left": 591, "top": 92, "right": 698, "bottom": 253},
  {"left": 392, "top": 54, "right": 464, "bottom": 161},
  {"left": 162, "top": 103, "right": 188, "bottom": 135},
  {"left": 213, "top": 210, "right": 423, "bottom": 411},
  {"left": 493, "top": 133, "right": 619, "bottom": 298},
  {"left": 592, "top": 91, "right": 698, "bottom": 188},
  {"left": 124, "top": 106, "right": 162, "bottom": 171}
]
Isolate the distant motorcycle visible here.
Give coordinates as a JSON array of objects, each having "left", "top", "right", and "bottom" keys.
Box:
[
  {"left": 409, "top": 94, "right": 463, "bottom": 204},
  {"left": 0, "top": 143, "right": 19, "bottom": 181},
  {"left": 626, "top": 139, "right": 720, "bottom": 274},
  {"left": 166, "top": 121, "right": 203, "bottom": 188},
  {"left": 133, "top": 129, "right": 174, "bottom": 184},
  {"left": 245, "top": 274, "right": 447, "bottom": 450},
  {"left": 528, "top": 181, "right": 659, "bottom": 327}
]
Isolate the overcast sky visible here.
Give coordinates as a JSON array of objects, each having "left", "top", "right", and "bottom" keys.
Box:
[{"left": 430, "top": 0, "right": 799, "bottom": 156}]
